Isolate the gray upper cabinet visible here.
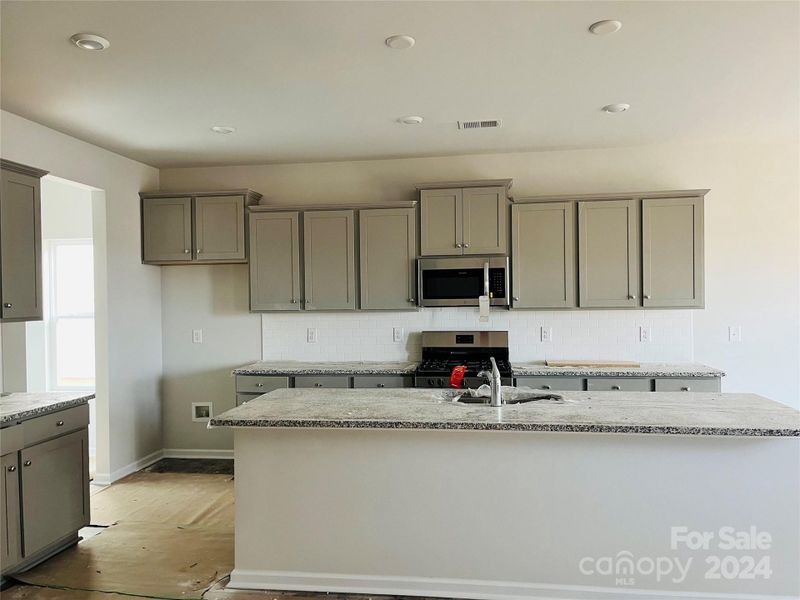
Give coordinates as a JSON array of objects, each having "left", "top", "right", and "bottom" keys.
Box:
[
  {"left": 0, "top": 160, "right": 47, "bottom": 322},
  {"left": 578, "top": 199, "right": 640, "bottom": 308},
  {"left": 462, "top": 186, "right": 508, "bottom": 255},
  {"left": 303, "top": 210, "right": 356, "bottom": 310},
  {"left": 1, "top": 452, "right": 21, "bottom": 570},
  {"left": 142, "top": 197, "right": 193, "bottom": 263},
  {"left": 418, "top": 181, "right": 510, "bottom": 256},
  {"left": 420, "top": 188, "right": 462, "bottom": 256},
  {"left": 20, "top": 429, "right": 89, "bottom": 558},
  {"left": 249, "top": 211, "right": 301, "bottom": 311},
  {"left": 359, "top": 208, "right": 417, "bottom": 310},
  {"left": 194, "top": 195, "right": 246, "bottom": 262},
  {"left": 140, "top": 190, "right": 260, "bottom": 265},
  {"left": 512, "top": 202, "right": 576, "bottom": 308},
  {"left": 642, "top": 197, "right": 704, "bottom": 308}
]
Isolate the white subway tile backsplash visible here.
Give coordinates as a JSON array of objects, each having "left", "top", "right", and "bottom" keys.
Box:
[{"left": 261, "top": 309, "right": 694, "bottom": 363}]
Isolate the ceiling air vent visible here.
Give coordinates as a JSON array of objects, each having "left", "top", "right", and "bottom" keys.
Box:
[{"left": 458, "top": 119, "right": 502, "bottom": 130}]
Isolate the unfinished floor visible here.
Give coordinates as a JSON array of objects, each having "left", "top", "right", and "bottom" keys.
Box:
[{"left": 3, "top": 459, "right": 419, "bottom": 600}]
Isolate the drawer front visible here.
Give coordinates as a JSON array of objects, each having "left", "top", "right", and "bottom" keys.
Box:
[
  {"left": 655, "top": 378, "right": 720, "bottom": 393},
  {"left": 235, "top": 375, "right": 290, "bottom": 394},
  {"left": 515, "top": 376, "right": 585, "bottom": 391},
  {"left": 294, "top": 376, "right": 351, "bottom": 389},
  {"left": 587, "top": 378, "right": 653, "bottom": 392},
  {"left": 23, "top": 403, "right": 89, "bottom": 448},
  {"left": 352, "top": 376, "right": 413, "bottom": 389},
  {"left": 236, "top": 393, "right": 263, "bottom": 406},
  {"left": 1, "top": 424, "right": 23, "bottom": 454}
]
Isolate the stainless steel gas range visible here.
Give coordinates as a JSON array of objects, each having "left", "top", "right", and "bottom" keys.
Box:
[{"left": 414, "top": 330, "right": 513, "bottom": 388}]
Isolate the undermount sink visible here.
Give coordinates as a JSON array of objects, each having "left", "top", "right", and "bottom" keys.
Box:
[{"left": 444, "top": 386, "right": 565, "bottom": 406}]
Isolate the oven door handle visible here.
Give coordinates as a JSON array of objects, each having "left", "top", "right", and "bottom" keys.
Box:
[{"left": 483, "top": 261, "right": 490, "bottom": 297}]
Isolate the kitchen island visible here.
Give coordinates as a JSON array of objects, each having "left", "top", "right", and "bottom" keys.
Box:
[{"left": 211, "top": 389, "right": 800, "bottom": 599}]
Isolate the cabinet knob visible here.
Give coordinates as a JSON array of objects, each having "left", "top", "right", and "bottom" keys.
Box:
[
  {"left": 681, "top": 386, "right": 691, "bottom": 392},
  {"left": 255, "top": 383, "right": 264, "bottom": 388},
  {"left": 290, "top": 299, "right": 297, "bottom": 304},
  {"left": 542, "top": 384, "right": 551, "bottom": 390},
  {"left": 7, "top": 465, "right": 16, "bottom": 472},
  {"left": 3, "top": 303, "right": 11, "bottom": 309},
  {"left": 455, "top": 243, "right": 463, "bottom": 248},
  {"left": 463, "top": 243, "right": 470, "bottom": 248},
  {"left": 314, "top": 383, "right": 322, "bottom": 388},
  {"left": 23, "top": 460, "right": 32, "bottom": 467},
  {"left": 644, "top": 294, "right": 651, "bottom": 299},
  {"left": 408, "top": 298, "right": 415, "bottom": 303},
  {"left": 611, "top": 385, "right": 621, "bottom": 391},
  {"left": 377, "top": 383, "right": 385, "bottom": 388},
  {"left": 183, "top": 249, "right": 190, "bottom": 254},
  {"left": 628, "top": 295, "right": 637, "bottom": 300},
  {"left": 56, "top": 420, "right": 64, "bottom": 426},
  {"left": 513, "top": 296, "right": 520, "bottom": 301},
  {"left": 197, "top": 249, "right": 202, "bottom": 254}
]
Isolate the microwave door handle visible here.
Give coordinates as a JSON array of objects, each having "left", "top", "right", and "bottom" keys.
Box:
[{"left": 483, "top": 261, "right": 490, "bottom": 297}]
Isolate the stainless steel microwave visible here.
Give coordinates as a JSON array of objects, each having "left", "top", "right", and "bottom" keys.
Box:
[{"left": 417, "top": 256, "right": 510, "bottom": 307}]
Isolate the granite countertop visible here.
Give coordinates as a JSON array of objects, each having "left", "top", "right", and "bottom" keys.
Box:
[
  {"left": 0, "top": 391, "right": 95, "bottom": 427},
  {"left": 233, "top": 361, "right": 419, "bottom": 376},
  {"left": 512, "top": 362, "right": 726, "bottom": 378},
  {"left": 209, "top": 388, "right": 799, "bottom": 437}
]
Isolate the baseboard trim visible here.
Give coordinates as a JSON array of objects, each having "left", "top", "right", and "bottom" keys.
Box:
[
  {"left": 162, "top": 448, "right": 234, "bottom": 460},
  {"left": 227, "top": 570, "right": 794, "bottom": 600},
  {"left": 92, "top": 449, "right": 164, "bottom": 485}
]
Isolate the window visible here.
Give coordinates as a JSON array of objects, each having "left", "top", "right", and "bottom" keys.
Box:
[{"left": 45, "top": 240, "right": 95, "bottom": 390}]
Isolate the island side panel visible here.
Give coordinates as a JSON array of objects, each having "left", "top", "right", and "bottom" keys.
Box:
[{"left": 230, "top": 428, "right": 799, "bottom": 599}]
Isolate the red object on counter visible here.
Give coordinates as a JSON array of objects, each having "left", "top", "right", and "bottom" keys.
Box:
[{"left": 449, "top": 365, "right": 467, "bottom": 388}]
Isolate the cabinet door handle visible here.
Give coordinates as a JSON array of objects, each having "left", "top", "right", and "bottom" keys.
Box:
[
  {"left": 541, "top": 384, "right": 551, "bottom": 390},
  {"left": 6, "top": 465, "right": 16, "bottom": 472},
  {"left": 3, "top": 303, "right": 11, "bottom": 309},
  {"left": 56, "top": 420, "right": 64, "bottom": 426},
  {"left": 377, "top": 383, "right": 385, "bottom": 388},
  {"left": 23, "top": 460, "right": 32, "bottom": 467},
  {"left": 255, "top": 383, "right": 264, "bottom": 388},
  {"left": 681, "top": 386, "right": 691, "bottom": 392},
  {"left": 611, "top": 385, "right": 621, "bottom": 391},
  {"left": 314, "top": 383, "right": 322, "bottom": 387}
]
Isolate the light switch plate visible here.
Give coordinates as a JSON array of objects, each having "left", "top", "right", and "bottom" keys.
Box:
[
  {"left": 639, "top": 326, "right": 651, "bottom": 343},
  {"left": 307, "top": 328, "right": 318, "bottom": 343},
  {"left": 393, "top": 327, "right": 404, "bottom": 343},
  {"left": 192, "top": 329, "right": 203, "bottom": 344},
  {"left": 540, "top": 326, "right": 552, "bottom": 343},
  {"left": 728, "top": 325, "right": 742, "bottom": 342}
]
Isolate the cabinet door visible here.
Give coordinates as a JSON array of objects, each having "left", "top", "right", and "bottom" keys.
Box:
[
  {"left": 303, "top": 210, "right": 356, "bottom": 310},
  {"left": 141, "top": 197, "right": 192, "bottom": 263},
  {"left": 578, "top": 199, "right": 640, "bottom": 308},
  {"left": 512, "top": 202, "right": 576, "bottom": 308},
  {"left": 420, "top": 188, "right": 462, "bottom": 256},
  {"left": 1, "top": 452, "right": 21, "bottom": 571},
  {"left": 352, "top": 376, "right": 413, "bottom": 388},
  {"left": 642, "top": 197, "right": 704, "bottom": 308},
  {"left": 20, "top": 429, "right": 89, "bottom": 558},
  {"left": 462, "top": 187, "right": 507, "bottom": 255},
  {"left": 0, "top": 169, "right": 42, "bottom": 321},
  {"left": 194, "top": 195, "right": 246, "bottom": 262},
  {"left": 586, "top": 378, "right": 652, "bottom": 392},
  {"left": 294, "top": 376, "right": 351, "bottom": 388},
  {"left": 359, "top": 208, "right": 417, "bottom": 310},
  {"left": 249, "top": 212, "right": 301, "bottom": 311},
  {"left": 235, "top": 375, "right": 290, "bottom": 394}
]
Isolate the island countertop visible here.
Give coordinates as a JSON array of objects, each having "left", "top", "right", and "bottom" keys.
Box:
[
  {"left": 232, "top": 361, "right": 418, "bottom": 376},
  {"left": 512, "top": 362, "right": 725, "bottom": 377},
  {"left": 209, "top": 388, "right": 799, "bottom": 437},
  {"left": 0, "top": 391, "right": 95, "bottom": 427}
]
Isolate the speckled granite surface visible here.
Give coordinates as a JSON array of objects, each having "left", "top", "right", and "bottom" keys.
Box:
[
  {"left": 209, "top": 388, "right": 799, "bottom": 437},
  {"left": 233, "top": 361, "right": 419, "bottom": 376},
  {"left": 0, "top": 391, "right": 94, "bottom": 426},
  {"left": 512, "top": 362, "right": 725, "bottom": 378}
]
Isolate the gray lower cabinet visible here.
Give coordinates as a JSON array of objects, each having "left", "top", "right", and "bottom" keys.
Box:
[
  {"left": 587, "top": 378, "right": 653, "bottom": 392},
  {"left": 512, "top": 202, "right": 576, "bottom": 308},
  {"left": 303, "top": 210, "right": 356, "bottom": 310},
  {"left": 20, "top": 429, "right": 89, "bottom": 558},
  {"left": 294, "top": 375, "right": 350, "bottom": 389},
  {"left": 515, "top": 376, "right": 584, "bottom": 391},
  {"left": 0, "top": 160, "right": 47, "bottom": 322},
  {"left": 642, "top": 197, "right": 704, "bottom": 308},
  {"left": 249, "top": 212, "right": 302, "bottom": 311},
  {"left": 141, "top": 197, "right": 193, "bottom": 263},
  {"left": 359, "top": 208, "right": 417, "bottom": 310},
  {"left": 655, "top": 378, "right": 720, "bottom": 392},
  {"left": 1, "top": 451, "right": 21, "bottom": 571},
  {"left": 235, "top": 375, "right": 290, "bottom": 405},
  {"left": 352, "top": 376, "right": 413, "bottom": 389},
  {"left": 194, "top": 196, "right": 246, "bottom": 262},
  {"left": 578, "top": 199, "right": 640, "bottom": 308},
  {"left": 420, "top": 188, "right": 462, "bottom": 256}
]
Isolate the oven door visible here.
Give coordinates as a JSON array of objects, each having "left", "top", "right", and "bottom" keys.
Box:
[{"left": 417, "top": 257, "right": 509, "bottom": 307}]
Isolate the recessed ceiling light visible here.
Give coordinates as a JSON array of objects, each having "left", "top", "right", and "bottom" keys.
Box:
[
  {"left": 385, "top": 35, "right": 416, "bottom": 50},
  {"left": 397, "top": 116, "right": 424, "bottom": 125},
  {"left": 602, "top": 103, "right": 630, "bottom": 113},
  {"left": 70, "top": 33, "right": 110, "bottom": 51},
  {"left": 588, "top": 20, "right": 622, "bottom": 35},
  {"left": 211, "top": 126, "right": 236, "bottom": 134}
]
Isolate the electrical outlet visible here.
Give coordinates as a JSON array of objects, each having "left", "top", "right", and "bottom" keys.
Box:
[
  {"left": 192, "top": 329, "right": 203, "bottom": 344},
  {"left": 191, "top": 402, "right": 212, "bottom": 422},
  {"left": 307, "top": 328, "right": 318, "bottom": 343},
  {"left": 639, "top": 326, "right": 651, "bottom": 343},
  {"left": 728, "top": 325, "right": 742, "bottom": 343},
  {"left": 540, "top": 326, "right": 552, "bottom": 342},
  {"left": 393, "top": 327, "right": 404, "bottom": 343}
]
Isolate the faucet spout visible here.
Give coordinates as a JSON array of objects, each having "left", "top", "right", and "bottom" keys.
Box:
[{"left": 478, "top": 357, "right": 503, "bottom": 407}]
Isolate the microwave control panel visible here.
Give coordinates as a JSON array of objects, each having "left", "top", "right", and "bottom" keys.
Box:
[{"left": 489, "top": 268, "right": 506, "bottom": 298}]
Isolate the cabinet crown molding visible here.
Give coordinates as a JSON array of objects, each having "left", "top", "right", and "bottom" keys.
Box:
[
  {"left": 414, "top": 179, "right": 513, "bottom": 192},
  {"left": 139, "top": 189, "right": 262, "bottom": 203},
  {"left": 249, "top": 201, "right": 416, "bottom": 213},
  {"left": 513, "top": 189, "right": 709, "bottom": 203},
  {"left": 0, "top": 159, "right": 49, "bottom": 179}
]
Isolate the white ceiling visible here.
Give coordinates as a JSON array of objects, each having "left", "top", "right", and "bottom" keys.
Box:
[{"left": 1, "top": 1, "right": 797, "bottom": 168}]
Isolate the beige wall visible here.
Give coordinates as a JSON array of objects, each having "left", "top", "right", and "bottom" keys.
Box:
[
  {"left": 159, "top": 139, "right": 799, "bottom": 450},
  {"left": 1, "top": 110, "right": 163, "bottom": 482}
]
